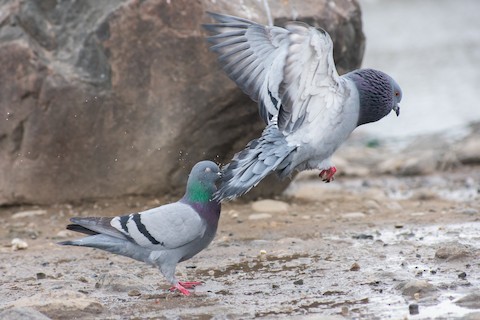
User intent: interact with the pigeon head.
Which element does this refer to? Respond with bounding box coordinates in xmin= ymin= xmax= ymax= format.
xmin=185 ymin=161 xmax=221 ymax=203
xmin=347 ymin=69 xmax=402 ymax=126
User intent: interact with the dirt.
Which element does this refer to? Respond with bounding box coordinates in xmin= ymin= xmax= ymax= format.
xmin=1 ymin=166 xmax=479 ymax=319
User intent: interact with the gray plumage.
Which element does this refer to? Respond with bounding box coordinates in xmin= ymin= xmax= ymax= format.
xmin=204 ymin=13 xmax=402 ymax=200
xmin=59 ymin=161 xmax=222 ymax=295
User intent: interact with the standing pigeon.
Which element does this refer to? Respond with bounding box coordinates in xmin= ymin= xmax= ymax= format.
xmin=59 ymin=161 xmax=222 ymax=295
xmin=204 ymin=12 xmax=402 ymax=200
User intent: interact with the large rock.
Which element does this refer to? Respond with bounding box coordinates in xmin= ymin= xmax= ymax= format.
xmin=0 ymin=0 xmax=364 ymax=204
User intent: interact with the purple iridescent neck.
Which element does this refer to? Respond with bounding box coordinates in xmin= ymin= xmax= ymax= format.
xmin=345 ymin=69 xmax=395 ymax=126
xmin=182 ymin=198 xmax=221 ymax=226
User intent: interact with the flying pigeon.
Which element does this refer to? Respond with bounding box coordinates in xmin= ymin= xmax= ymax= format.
xmin=58 ymin=161 xmax=222 ymax=295
xmin=204 ymin=12 xmax=402 ymax=200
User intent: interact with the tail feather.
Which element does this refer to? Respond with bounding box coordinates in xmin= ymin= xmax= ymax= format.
xmin=68 ymin=217 xmax=127 ymax=240
xmin=57 ymin=234 xmax=151 ymax=263
xmin=66 ymin=224 xmax=99 ymax=235
xmin=216 ymin=124 xmax=295 ymax=200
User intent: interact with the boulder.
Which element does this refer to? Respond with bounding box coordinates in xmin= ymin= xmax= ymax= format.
xmin=0 ymin=0 xmax=364 ymax=204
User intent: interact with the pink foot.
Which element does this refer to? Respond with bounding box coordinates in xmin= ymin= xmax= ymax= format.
xmin=319 ymin=166 xmax=337 ymax=183
xmin=168 ymin=281 xmax=203 ymax=295
xmin=169 ymin=283 xmax=191 ymax=296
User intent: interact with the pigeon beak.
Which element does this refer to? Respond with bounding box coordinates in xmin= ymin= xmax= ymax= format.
xmin=393 ymin=104 xmax=400 ymax=117
xmin=217 ymin=171 xmax=222 ymax=178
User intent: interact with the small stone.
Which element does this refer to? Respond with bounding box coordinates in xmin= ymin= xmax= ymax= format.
xmin=251 ymin=199 xmax=289 ymax=213
xmin=128 ymin=290 xmax=141 ymax=297
xmin=409 ymin=304 xmax=419 ymax=315
xmin=248 ymin=213 xmax=273 ymax=220
xmin=11 ymin=238 xmax=28 ymax=251
xmin=341 ymin=212 xmax=366 ymax=219
xmin=350 ymin=262 xmax=360 ymax=271
xmin=459 ymin=208 xmax=479 ymax=216
xmin=36 ymin=273 xmax=47 ymax=280
xmin=55 ymin=230 xmax=73 ymax=239
xmin=272 ymin=284 xmax=279 ymax=289
xmin=78 ymin=277 xmax=88 ymax=283
xmin=386 ymin=201 xmax=403 ymax=211
xmin=435 ymin=242 xmax=472 ymax=261
xmin=455 ymin=293 xmax=480 ymax=309
xmin=0 ymin=307 xmax=52 ymax=320
xmin=410 ymin=212 xmax=426 ymax=216
xmin=11 ymin=290 xmax=103 ymax=319
xmin=458 ymin=272 xmax=467 ymax=280
xmin=12 ymin=210 xmax=47 ymax=219
xmin=396 ymin=280 xmax=436 ymax=297
xmin=352 ymin=234 xmax=374 ymax=240
xmin=293 ymin=279 xmax=304 ymax=285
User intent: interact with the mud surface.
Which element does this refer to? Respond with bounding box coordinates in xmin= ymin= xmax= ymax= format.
xmin=1 ymin=165 xmax=479 ymax=319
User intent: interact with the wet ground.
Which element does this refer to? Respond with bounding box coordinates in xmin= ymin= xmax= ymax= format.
xmin=1 ymin=164 xmax=479 ymax=319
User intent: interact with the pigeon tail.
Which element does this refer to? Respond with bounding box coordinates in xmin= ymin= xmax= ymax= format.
xmin=59 ymin=234 xmax=151 ymax=263
xmin=215 ymin=124 xmax=296 ymax=200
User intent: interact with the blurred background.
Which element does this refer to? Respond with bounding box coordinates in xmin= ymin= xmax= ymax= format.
xmin=0 ymin=0 xmax=479 ymax=205
xmin=358 ymin=0 xmax=480 ymax=138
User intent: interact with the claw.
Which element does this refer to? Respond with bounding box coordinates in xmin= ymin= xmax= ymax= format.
xmin=168 ymin=283 xmax=191 ymax=295
xmin=168 ymin=281 xmax=203 ymax=295
xmin=319 ymin=166 xmax=337 ymax=183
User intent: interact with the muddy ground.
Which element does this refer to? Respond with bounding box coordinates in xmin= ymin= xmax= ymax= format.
xmin=1 ymin=133 xmax=480 ymax=319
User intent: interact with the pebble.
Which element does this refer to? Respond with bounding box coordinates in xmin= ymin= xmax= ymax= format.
xmin=11 ymin=290 xmax=103 ymax=319
xmin=458 ymin=272 xmax=467 ymax=280
xmin=409 ymin=304 xmax=419 ymax=315
xmin=396 ymin=280 xmax=436 ymax=297
xmin=459 ymin=208 xmax=479 ymax=216
xmin=0 ymin=307 xmax=52 ymax=320
xmin=251 ymin=199 xmax=289 ymax=213
xmin=457 ymin=138 xmax=480 ymax=164
xmin=341 ymin=212 xmax=366 ymax=219
xmin=293 ymin=279 xmax=304 ymax=285
xmin=11 ymin=238 xmax=28 ymax=251
xmin=55 ymin=230 xmax=73 ymax=239
xmin=386 ymin=201 xmax=403 ymax=211
xmin=12 ymin=210 xmax=47 ymax=219
xmin=350 ymin=262 xmax=360 ymax=271
xmin=435 ymin=242 xmax=472 ymax=261
xmin=128 ymin=290 xmax=141 ymax=297
xmin=248 ymin=213 xmax=273 ymax=220
xmin=455 ymin=293 xmax=480 ymax=309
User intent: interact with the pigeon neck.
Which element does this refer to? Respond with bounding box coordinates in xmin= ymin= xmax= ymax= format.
xmin=346 ymin=69 xmax=394 ymax=126
xmin=185 ymin=181 xmax=214 ymax=204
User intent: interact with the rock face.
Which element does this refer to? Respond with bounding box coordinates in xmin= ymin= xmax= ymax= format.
xmin=0 ymin=0 xmax=365 ymax=205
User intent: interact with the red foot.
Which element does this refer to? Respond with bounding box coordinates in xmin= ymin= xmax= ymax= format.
xmin=319 ymin=166 xmax=337 ymax=183
xmin=168 ymin=281 xmax=203 ymax=295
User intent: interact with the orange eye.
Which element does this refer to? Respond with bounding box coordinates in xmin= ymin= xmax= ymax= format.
xmin=395 ymin=92 xmax=400 ymax=97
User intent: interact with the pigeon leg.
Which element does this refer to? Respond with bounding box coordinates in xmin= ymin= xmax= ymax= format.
xmin=319 ymin=166 xmax=337 ymax=182
xmin=169 ymin=283 xmax=191 ymax=295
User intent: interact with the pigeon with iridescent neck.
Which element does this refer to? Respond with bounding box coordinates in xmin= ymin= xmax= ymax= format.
xmin=204 ymin=13 xmax=402 ymax=200
xmin=59 ymin=161 xmax=222 ymax=295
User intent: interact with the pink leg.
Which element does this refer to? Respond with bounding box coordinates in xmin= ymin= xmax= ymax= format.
xmin=319 ymin=166 xmax=337 ymax=183
xmin=169 ymin=283 xmax=191 ymax=296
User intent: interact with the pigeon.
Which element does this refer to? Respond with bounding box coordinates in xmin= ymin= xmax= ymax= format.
xmin=204 ymin=12 xmax=402 ymax=200
xmin=58 ymin=161 xmax=222 ymax=296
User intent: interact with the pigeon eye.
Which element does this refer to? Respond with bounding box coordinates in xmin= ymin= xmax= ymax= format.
xmin=395 ymin=91 xmax=400 ymax=97
xmin=205 ymin=167 xmax=211 ymax=173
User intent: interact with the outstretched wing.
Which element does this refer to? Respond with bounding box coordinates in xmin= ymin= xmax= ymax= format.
xmin=204 ymin=12 xmax=342 ymax=132
xmin=278 ymin=22 xmax=341 ymax=133
xmin=204 ymin=12 xmax=289 ymax=124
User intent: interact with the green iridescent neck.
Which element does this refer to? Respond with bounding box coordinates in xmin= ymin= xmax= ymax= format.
xmin=186 ymin=181 xmax=213 ymax=203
